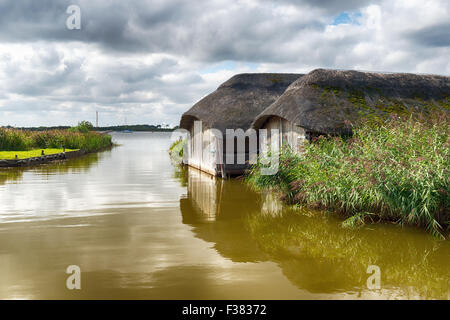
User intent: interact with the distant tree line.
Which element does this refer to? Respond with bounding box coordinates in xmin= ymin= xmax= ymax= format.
xmin=94 ymin=124 xmax=177 ymax=132
xmin=2 ymin=123 xmax=177 ymax=132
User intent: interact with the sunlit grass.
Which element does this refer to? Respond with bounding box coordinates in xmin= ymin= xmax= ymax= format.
xmin=0 ymin=148 xmax=78 ymax=160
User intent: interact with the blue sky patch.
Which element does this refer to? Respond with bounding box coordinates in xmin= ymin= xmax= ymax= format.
xmin=332 ymin=12 xmax=362 ymax=26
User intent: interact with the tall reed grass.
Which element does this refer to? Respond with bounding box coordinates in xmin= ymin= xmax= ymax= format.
xmin=169 ymin=138 xmax=186 ymax=164
xmin=246 ymin=112 xmax=449 ymax=238
xmin=0 ymin=127 xmax=112 ymax=152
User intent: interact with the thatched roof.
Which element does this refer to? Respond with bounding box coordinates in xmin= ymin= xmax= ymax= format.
xmin=252 ymin=69 xmax=450 ymax=134
xmin=180 ymin=73 xmax=302 ymax=132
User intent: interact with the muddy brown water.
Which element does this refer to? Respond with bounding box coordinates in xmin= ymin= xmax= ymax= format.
xmin=0 ymin=132 xmax=448 ymax=299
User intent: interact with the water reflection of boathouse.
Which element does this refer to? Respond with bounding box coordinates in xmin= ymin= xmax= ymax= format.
xmin=180 ymin=168 xmax=262 ymax=224
xmin=179 ymin=167 xmax=267 ymax=262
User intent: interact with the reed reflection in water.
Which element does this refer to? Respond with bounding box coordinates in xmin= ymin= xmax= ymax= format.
xmin=178 ymin=166 xmax=449 ymax=300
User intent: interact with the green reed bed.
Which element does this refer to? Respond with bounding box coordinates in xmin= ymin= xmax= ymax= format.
xmin=0 ymin=123 xmax=112 ymax=153
xmin=247 ymin=113 xmax=449 ymax=238
xmin=169 ymin=138 xmax=186 ymax=162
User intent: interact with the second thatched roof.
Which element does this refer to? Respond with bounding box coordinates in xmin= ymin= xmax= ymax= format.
xmin=252 ymin=69 xmax=450 ymax=134
xmin=180 ymin=73 xmax=302 ymax=132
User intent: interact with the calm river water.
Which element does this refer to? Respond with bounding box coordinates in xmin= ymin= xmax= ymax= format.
xmin=0 ymin=132 xmax=448 ymax=299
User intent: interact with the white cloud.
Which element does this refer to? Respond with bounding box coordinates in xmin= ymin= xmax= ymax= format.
xmin=0 ymin=0 xmax=448 ymax=127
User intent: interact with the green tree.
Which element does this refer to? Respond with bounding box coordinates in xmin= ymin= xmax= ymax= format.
xmin=74 ymin=121 xmax=94 ymax=133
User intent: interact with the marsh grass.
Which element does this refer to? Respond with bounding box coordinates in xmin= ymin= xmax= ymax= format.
xmin=247 ymin=112 xmax=449 ymax=238
xmin=0 ymin=128 xmax=112 ymax=153
xmin=169 ymin=138 xmax=186 ymax=164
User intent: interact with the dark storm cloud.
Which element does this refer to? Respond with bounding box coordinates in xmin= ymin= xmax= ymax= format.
xmin=0 ymin=0 xmax=446 ymax=62
xmin=0 ymin=0 xmax=328 ymax=61
xmin=407 ymin=23 xmax=450 ymax=47
xmin=269 ymin=0 xmax=375 ymax=14
xmin=0 ymin=0 xmax=69 ymax=39
xmin=0 ymin=0 xmax=144 ymax=50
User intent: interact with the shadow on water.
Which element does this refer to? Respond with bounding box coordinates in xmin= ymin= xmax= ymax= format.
xmin=177 ymin=166 xmax=450 ymax=299
xmin=0 ymin=152 xmax=104 ymax=186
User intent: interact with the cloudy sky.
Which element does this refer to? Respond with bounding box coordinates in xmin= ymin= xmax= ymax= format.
xmin=0 ymin=0 xmax=449 ymax=127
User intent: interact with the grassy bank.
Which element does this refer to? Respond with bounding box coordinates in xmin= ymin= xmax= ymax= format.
xmin=246 ymin=113 xmax=449 ymax=238
xmin=0 ymin=122 xmax=113 ymax=154
xmin=0 ymin=149 xmax=78 ymax=160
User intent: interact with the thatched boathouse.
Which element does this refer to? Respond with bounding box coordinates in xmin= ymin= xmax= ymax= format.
xmin=252 ymin=69 xmax=450 ymax=152
xmin=179 ymin=69 xmax=449 ymax=177
xmin=179 ymin=73 xmax=302 ymax=176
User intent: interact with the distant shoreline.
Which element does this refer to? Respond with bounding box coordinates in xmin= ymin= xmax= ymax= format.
xmin=1 ymin=125 xmax=177 ymax=132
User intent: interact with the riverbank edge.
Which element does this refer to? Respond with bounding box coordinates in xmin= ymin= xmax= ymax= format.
xmin=0 ymin=146 xmax=113 ymax=168
xmin=245 ymin=180 xmax=449 ymax=240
